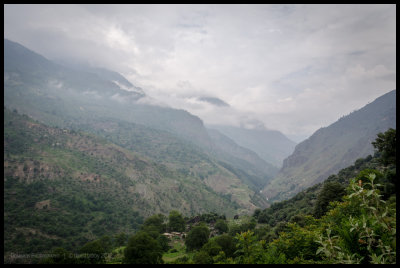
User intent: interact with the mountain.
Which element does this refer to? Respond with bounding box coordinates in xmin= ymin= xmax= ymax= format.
xmin=54 ymin=59 xmax=139 ymax=90
xmin=262 ymin=89 xmax=396 ymax=202
xmin=207 ymin=128 xmax=279 ymax=190
xmin=4 ymin=39 xmax=212 ymax=149
xmin=4 ymin=108 xmax=254 ymax=256
xmin=207 ymin=125 xmax=297 ymax=168
xmin=4 ymin=39 xmax=275 ymax=214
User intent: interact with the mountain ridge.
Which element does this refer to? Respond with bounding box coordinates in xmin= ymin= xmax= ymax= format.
xmin=207 ymin=124 xmax=297 ymax=168
xmin=4 ymin=38 xmax=278 ymax=213
xmin=262 ymin=89 xmax=396 ymax=202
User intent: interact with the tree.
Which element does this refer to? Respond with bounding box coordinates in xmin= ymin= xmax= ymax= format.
xmin=214 ymin=219 xmax=229 ymax=234
xmin=355 ymin=169 xmax=383 ymax=190
xmin=372 ymin=128 xmax=396 ymax=166
xmin=253 ymin=208 xmax=262 ymax=220
xmin=157 ymin=234 xmax=170 ymax=252
xmin=167 ymin=210 xmax=185 ymax=232
xmin=234 ymin=231 xmax=267 ymax=264
xmin=99 ymin=235 xmax=112 ymax=252
xmin=78 ymin=240 xmax=106 ymax=264
xmin=40 ymin=247 xmax=76 ymax=264
xmin=114 ymin=232 xmax=127 ymax=247
xmin=313 ymin=181 xmax=346 ymax=218
xmin=185 ymin=224 xmax=210 ymax=251
xmin=214 ymin=234 xmax=236 ymax=258
xmin=141 ymin=214 xmax=166 ymax=234
xmin=201 ymin=239 xmax=223 ymax=257
xmin=193 ymin=250 xmax=213 ymax=264
xmin=123 ymin=231 xmax=164 ymax=264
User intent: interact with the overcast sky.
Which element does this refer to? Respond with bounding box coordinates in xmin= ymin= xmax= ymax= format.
xmin=4 ymin=4 xmax=396 ymax=142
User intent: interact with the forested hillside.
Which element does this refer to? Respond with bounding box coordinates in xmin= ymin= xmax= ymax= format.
xmin=4 ymin=38 xmax=275 ymax=206
xmin=3 ymin=39 xmax=396 ymax=265
xmin=3 ymin=108 xmax=256 ymax=260
xmin=15 ymin=128 xmax=394 ymax=264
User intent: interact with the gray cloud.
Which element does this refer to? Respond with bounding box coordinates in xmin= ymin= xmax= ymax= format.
xmin=4 ymin=4 xmax=396 ymax=140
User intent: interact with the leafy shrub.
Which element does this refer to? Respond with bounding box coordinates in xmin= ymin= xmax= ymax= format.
xmin=123 ymin=232 xmax=163 ymax=264
xmin=185 ymin=224 xmax=210 ymax=251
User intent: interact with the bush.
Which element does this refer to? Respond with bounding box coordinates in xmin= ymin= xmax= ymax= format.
xmin=316 ymin=173 xmax=396 ymax=264
xmin=214 ymin=234 xmax=236 ymax=258
xmin=78 ymin=240 xmax=106 ymax=264
xmin=313 ymin=181 xmax=346 ymax=218
xmin=167 ymin=210 xmax=185 ymax=232
xmin=185 ymin=224 xmax=210 ymax=251
xmin=193 ymin=250 xmax=213 ymax=264
xmin=201 ymin=239 xmax=222 ymax=257
xmin=141 ymin=214 xmax=166 ymax=234
xmin=214 ymin=219 xmax=229 ymax=234
xmin=123 ymin=232 xmax=163 ymax=264
xmin=39 ymin=247 xmax=76 ymax=264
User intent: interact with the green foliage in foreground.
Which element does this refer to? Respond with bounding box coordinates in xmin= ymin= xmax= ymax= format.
xmin=21 ymin=128 xmax=400 ymax=264
xmin=38 ymin=165 xmax=396 ymax=264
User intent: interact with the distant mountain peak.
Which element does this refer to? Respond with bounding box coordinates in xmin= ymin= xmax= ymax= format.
xmin=208 ymin=124 xmax=296 ymax=167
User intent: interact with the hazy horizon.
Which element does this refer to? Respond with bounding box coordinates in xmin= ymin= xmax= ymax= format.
xmin=4 ymin=4 xmax=396 ymax=141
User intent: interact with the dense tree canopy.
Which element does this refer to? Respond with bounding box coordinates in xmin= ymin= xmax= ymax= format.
xmin=313 ymin=181 xmax=346 ymax=218
xmin=141 ymin=214 xmax=166 ymax=234
xmin=214 ymin=219 xmax=229 ymax=234
xmin=167 ymin=210 xmax=186 ymax=232
xmin=78 ymin=240 xmax=106 ymax=264
xmin=123 ymin=232 xmax=164 ymax=264
xmin=372 ymin=128 xmax=396 ymax=166
xmin=185 ymin=224 xmax=210 ymax=251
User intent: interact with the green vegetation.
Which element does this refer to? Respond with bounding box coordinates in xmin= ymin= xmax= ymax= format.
xmin=4 ymin=39 xmax=273 ymax=214
xmin=168 ymin=210 xmax=186 ymax=232
xmin=372 ymin=128 xmax=396 ymax=166
xmin=92 ymin=152 xmax=395 ymax=264
xmin=185 ymin=224 xmax=210 ymax=251
xmin=3 ymin=104 xmax=396 ymax=264
xmin=30 ymin=154 xmax=399 ymax=264
xmin=264 ymin=90 xmax=396 ymax=202
xmin=123 ymin=232 xmax=164 ymax=264
xmin=313 ymin=181 xmax=346 ymax=218
xmin=3 ymin=108 xmax=250 ymax=262
xmin=109 ymin=129 xmax=395 ymax=264
xmin=3 ymin=39 xmax=397 ymax=265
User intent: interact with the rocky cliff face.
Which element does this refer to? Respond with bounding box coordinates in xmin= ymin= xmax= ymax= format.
xmin=263 ymin=89 xmax=396 ymax=202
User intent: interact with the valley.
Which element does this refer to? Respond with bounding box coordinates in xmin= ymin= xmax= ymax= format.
xmin=3 ymin=38 xmax=396 ymax=264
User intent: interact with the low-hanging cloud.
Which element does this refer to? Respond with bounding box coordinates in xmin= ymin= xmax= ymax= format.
xmin=4 ymin=4 xmax=396 ymax=141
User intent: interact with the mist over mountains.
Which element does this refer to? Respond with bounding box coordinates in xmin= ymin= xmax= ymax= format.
xmin=207 ymin=124 xmax=297 ymax=168
xmin=4 ymin=38 xmax=282 ymax=213
xmin=3 ymin=37 xmax=396 ymax=263
xmin=3 ymin=4 xmax=397 ymax=263
xmin=4 ymin=38 xmax=396 ymax=207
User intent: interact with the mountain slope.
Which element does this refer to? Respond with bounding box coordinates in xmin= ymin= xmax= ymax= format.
xmin=207 ymin=128 xmax=279 ymax=190
xmin=4 ymin=38 xmax=277 ymax=212
xmin=207 ymin=125 xmax=296 ymax=168
xmin=4 ymin=38 xmax=278 ymax=201
xmin=4 ymin=38 xmax=211 ymax=149
xmin=4 ymin=108 xmax=260 ymax=256
xmin=263 ymin=89 xmax=396 ymax=202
